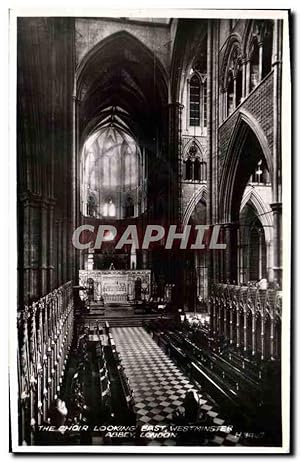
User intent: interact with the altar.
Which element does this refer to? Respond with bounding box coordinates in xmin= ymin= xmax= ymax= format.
xmin=79 ymin=269 xmax=151 ymax=304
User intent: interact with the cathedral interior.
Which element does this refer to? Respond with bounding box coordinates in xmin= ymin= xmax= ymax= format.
xmin=17 ymin=16 xmax=283 ymax=447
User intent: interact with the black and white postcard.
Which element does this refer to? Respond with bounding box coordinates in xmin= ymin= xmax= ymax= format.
xmin=9 ymin=8 xmax=291 ymax=454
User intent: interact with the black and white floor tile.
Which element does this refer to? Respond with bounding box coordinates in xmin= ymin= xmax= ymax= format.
xmin=111 ymin=327 xmax=239 ymax=445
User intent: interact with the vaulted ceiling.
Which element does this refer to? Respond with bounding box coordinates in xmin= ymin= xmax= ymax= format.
xmin=77 ymin=31 xmax=168 ymax=148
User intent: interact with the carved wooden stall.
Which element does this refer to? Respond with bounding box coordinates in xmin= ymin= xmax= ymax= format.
xmin=17 ymin=281 xmax=74 ymax=445
xmin=209 ymin=284 xmax=282 ymax=360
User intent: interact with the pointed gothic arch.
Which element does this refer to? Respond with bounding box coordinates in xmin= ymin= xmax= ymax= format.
xmin=182 ymin=184 xmax=208 ymax=225
xmin=220 ymin=33 xmax=243 ymax=91
xmin=240 ymin=186 xmax=273 ymax=244
xmin=76 ymin=30 xmax=168 ymax=98
xmin=219 ymin=108 xmax=273 ymax=224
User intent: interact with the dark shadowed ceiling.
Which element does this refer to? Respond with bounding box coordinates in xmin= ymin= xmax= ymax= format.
xmin=77 ymin=31 xmax=168 ymax=148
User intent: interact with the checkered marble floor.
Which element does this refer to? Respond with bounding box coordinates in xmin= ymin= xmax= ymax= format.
xmin=112 ymin=327 xmax=199 ymax=425
xmin=111 ymin=327 xmax=241 ymax=445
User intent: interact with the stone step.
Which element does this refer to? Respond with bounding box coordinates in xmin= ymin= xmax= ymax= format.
xmin=84 ymin=318 xmax=144 ymax=327
xmin=83 ymin=313 xmax=171 ymax=328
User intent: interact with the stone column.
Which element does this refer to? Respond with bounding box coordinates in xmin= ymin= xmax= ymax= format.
xmin=56 ymin=220 xmax=62 ymax=287
xmin=242 ymin=57 xmax=247 ymax=99
xmin=223 ymin=90 xmax=227 ymax=119
xmin=186 ymin=79 xmax=190 ymax=128
xmin=252 ymin=313 xmax=256 ymax=356
xmin=21 ymin=192 xmax=42 ymax=304
xmin=237 ymin=227 xmax=241 ymax=284
xmin=212 ymin=299 xmax=217 ymax=336
xmin=48 ymin=200 xmax=55 ymax=292
xmin=270 ymin=20 xmax=283 ymax=286
xmin=194 ymin=251 xmax=201 ymax=299
xmin=258 ymin=228 xmax=263 ymax=279
xmin=258 ymin=41 xmax=264 ymax=81
xmin=233 ymin=78 xmax=237 ymax=109
xmin=206 ymin=20 xmax=214 ymax=296
xmin=270 ymin=316 xmax=275 ymax=360
xmin=229 ymin=307 xmax=233 ymax=344
xmin=270 ymin=202 xmax=282 ymax=284
xmin=261 ymin=313 xmax=265 ymax=360
xmin=246 ymin=59 xmax=251 ymax=95
xmin=40 ymin=201 xmax=48 ymax=297
xmin=72 ymin=95 xmax=81 ymax=284
xmin=243 ymin=310 xmax=247 ymax=353
xmin=168 ymin=102 xmax=184 ymax=223
xmin=216 ymin=302 xmax=221 ymax=335
xmin=21 ymin=192 xmax=57 ymax=303
xmin=223 ymin=304 xmax=227 ymax=338
xmin=236 ymin=307 xmax=240 ymax=348
xmin=223 ymin=223 xmax=239 ymax=284
xmin=207 ymin=20 xmax=220 ymax=288
xmin=62 ymin=222 xmax=68 ymax=283
xmin=167 ymin=101 xmax=184 ymax=302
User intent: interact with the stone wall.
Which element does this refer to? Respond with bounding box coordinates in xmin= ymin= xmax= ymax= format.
xmin=17 ymin=18 xmax=75 ymax=304
xmin=75 ymin=18 xmax=170 ymax=72
xmin=218 ymin=71 xmax=274 ymax=184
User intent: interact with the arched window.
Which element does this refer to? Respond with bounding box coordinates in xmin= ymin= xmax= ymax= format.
xmin=203 ymin=78 xmax=207 ymax=128
xmin=227 ymin=71 xmax=234 ymax=116
xmin=185 ymin=159 xmax=193 ymax=180
xmin=86 ymin=152 xmax=96 ymax=190
xmin=103 ymin=198 xmax=116 ymax=217
xmin=262 ymin=21 xmax=273 ymax=78
xmin=102 ymin=155 xmax=110 ymax=187
xmin=249 ymin=159 xmax=270 ymax=185
xmin=81 ymin=124 xmax=143 ymax=219
xmin=235 ymin=64 xmax=243 ymax=107
xmin=222 ymin=42 xmax=242 ymax=119
xmin=183 ymin=142 xmax=207 ymax=183
xmin=193 ymin=159 xmax=207 ymax=182
xmin=110 ymin=154 xmax=118 ymax=187
xmin=249 ymin=224 xmax=266 ymax=281
xmin=250 ymin=37 xmax=260 ymax=91
xmin=103 ymin=202 xmax=108 ymax=216
xmin=246 ymin=20 xmax=273 ymax=93
xmin=194 ymin=159 xmax=200 ymax=181
xmin=124 ymin=148 xmax=138 ymax=187
xmin=189 ymin=74 xmax=200 ymax=126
